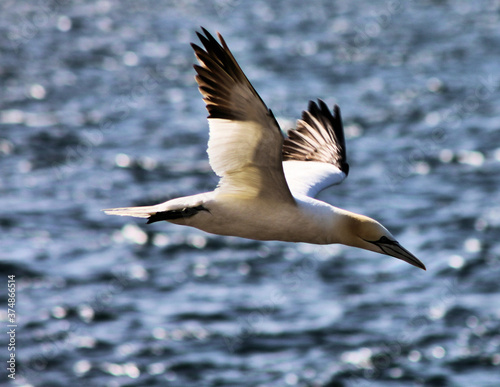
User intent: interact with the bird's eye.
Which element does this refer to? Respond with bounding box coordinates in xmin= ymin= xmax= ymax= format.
xmin=377 ymin=236 xmax=393 ymax=244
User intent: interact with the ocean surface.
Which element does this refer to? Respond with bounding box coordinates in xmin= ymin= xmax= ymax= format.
xmin=1 ymin=1 xmax=500 ymax=386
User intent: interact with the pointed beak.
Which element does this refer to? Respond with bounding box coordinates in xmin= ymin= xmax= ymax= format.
xmin=371 ymin=237 xmax=426 ymax=270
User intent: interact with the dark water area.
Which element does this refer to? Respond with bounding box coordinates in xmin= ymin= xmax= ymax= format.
xmin=1 ymin=0 xmax=500 ymax=386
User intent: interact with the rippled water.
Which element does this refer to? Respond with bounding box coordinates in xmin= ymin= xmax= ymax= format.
xmin=2 ymin=1 xmax=500 ymax=386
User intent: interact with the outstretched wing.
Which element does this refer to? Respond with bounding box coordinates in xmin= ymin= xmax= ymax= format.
xmin=192 ymin=28 xmax=295 ymax=204
xmin=282 ymin=100 xmax=349 ymax=198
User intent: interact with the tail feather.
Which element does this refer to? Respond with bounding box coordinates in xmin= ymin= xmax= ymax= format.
xmin=103 ymin=205 xmax=161 ymax=219
xmin=103 ymin=193 xmax=212 ymax=223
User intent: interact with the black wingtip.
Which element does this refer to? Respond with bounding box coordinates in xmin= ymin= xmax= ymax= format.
xmin=333 ymin=104 xmax=342 ymax=124
xmin=200 ymin=26 xmax=211 ymax=37
xmin=318 ymin=99 xmax=334 ymax=120
xmin=330 ymin=103 xmax=349 ymax=175
xmin=283 ymin=98 xmax=349 ymax=176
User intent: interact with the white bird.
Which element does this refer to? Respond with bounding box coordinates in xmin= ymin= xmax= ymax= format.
xmin=104 ymin=28 xmax=426 ymax=270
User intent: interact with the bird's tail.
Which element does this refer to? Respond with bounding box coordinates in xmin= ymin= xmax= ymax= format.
xmin=103 ymin=193 xmax=211 ymax=224
xmin=103 ymin=205 xmax=160 ymax=219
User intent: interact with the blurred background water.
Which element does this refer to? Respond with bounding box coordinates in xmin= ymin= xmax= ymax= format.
xmin=1 ymin=0 xmax=500 ymax=386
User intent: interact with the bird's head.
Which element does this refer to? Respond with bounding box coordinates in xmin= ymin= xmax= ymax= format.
xmin=342 ymin=213 xmax=426 ymax=270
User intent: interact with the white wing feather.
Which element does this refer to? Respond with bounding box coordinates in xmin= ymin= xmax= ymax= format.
xmin=283 ymin=160 xmax=347 ymax=198
xmin=282 ymin=100 xmax=349 ymax=199
xmin=193 ymin=29 xmax=294 ymax=203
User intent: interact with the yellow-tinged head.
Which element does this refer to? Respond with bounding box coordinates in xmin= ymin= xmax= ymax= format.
xmin=340 ymin=212 xmax=426 ymax=270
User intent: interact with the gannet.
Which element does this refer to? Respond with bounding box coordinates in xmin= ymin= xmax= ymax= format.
xmin=104 ymin=28 xmax=426 ymax=270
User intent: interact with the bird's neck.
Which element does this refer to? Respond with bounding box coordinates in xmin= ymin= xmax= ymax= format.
xmin=294 ymin=197 xmax=356 ymax=245
xmin=326 ymin=208 xmax=383 ymax=254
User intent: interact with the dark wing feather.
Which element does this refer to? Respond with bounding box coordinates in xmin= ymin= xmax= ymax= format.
xmin=282 ymin=100 xmax=349 ymax=176
xmin=191 ymin=27 xmax=274 ymax=123
xmin=190 ymin=28 xmax=295 ymax=204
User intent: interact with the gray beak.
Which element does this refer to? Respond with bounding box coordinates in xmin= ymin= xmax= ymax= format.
xmin=371 ymin=236 xmax=426 ymax=270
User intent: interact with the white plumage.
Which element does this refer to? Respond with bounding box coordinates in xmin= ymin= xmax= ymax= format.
xmin=104 ymin=28 xmax=426 ymax=270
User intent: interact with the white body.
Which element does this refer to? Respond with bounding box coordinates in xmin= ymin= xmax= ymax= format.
xmin=166 ymin=191 xmax=341 ymax=245
xmin=104 ymin=28 xmax=426 ymax=270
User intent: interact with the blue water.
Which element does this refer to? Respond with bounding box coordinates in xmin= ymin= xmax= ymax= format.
xmin=2 ymin=1 xmax=500 ymax=386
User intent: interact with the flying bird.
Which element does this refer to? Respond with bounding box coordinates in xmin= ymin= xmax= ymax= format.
xmin=104 ymin=28 xmax=426 ymax=270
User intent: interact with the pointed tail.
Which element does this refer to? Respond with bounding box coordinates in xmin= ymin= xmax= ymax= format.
xmin=103 ymin=199 xmax=210 ymax=224
xmin=104 ymin=193 xmax=211 ymax=224
xmin=103 ymin=205 xmax=160 ymax=219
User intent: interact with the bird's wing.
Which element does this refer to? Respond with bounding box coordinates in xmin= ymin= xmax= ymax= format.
xmin=192 ymin=28 xmax=295 ymax=204
xmin=282 ymin=100 xmax=349 ymax=198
